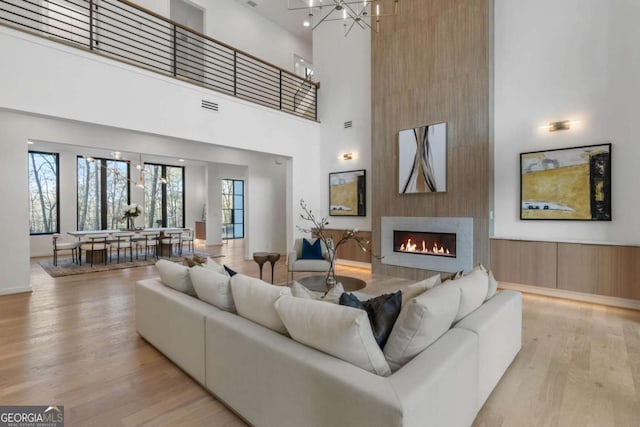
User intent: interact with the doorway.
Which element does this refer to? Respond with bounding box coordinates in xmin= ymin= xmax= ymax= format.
xmin=170 ymin=0 xmax=205 ymax=82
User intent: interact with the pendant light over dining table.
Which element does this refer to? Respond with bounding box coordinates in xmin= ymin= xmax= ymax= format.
xmin=288 ymin=0 xmax=399 ymax=36
xmin=83 ymin=153 xmax=167 ymax=190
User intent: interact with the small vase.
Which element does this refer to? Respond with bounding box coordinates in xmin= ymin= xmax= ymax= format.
xmin=128 ymin=217 xmax=135 ymax=230
xmin=325 ymin=273 xmax=337 ymax=289
xmin=325 ymin=252 xmax=337 ymax=289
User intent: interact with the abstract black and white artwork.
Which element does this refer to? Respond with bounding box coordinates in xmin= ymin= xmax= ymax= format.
xmin=398 ymin=122 xmax=447 ymax=194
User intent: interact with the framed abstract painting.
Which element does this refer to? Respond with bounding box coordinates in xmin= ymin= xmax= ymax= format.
xmin=520 ymin=143 xmax=612 ymax=220
xmin=398 ymin=122 xmax=447 ymax=194
xmin=329 ymin=169 xmax=366 ymax=216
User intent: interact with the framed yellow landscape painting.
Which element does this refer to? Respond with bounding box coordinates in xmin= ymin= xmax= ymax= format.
xmin=520 ymin=143 xmax=611 ymax=220
xmin=329 ymin=169 xmax=366 ymax=216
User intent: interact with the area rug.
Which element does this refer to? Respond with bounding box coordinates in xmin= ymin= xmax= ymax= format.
xmin=38 ymin=251 xmax=223 ymax=278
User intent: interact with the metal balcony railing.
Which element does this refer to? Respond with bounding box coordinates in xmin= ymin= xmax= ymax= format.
xmin=0 ymin=0 xmax=319 ymax=121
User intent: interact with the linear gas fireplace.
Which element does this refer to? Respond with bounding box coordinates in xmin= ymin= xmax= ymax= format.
xmin=393 ymin=230 xmax=456 ymax=258
xmin=382 ymin=217 xmax=473 ymax=273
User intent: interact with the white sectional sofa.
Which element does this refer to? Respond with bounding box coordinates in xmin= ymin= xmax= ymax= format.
xmin=135 ymin=274 xmax=522 ymax=427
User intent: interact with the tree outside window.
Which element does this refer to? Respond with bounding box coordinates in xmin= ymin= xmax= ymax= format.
xmin=222 ymin=179 xmax=244 ymax=239
xmin=144 ymin=163 xmax=184 ymax=228
xmin=77 ymin=156 xmax=130 ymax=231
xmin=28 ymin=151 xmax=59 ymax=234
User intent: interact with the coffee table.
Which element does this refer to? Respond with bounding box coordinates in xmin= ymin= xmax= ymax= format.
xmin=297 ymin=275 xmax=367 ymax=292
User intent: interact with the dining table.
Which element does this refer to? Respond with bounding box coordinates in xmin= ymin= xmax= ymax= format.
xmin=67 ymin=227 xmax=188 ymax=261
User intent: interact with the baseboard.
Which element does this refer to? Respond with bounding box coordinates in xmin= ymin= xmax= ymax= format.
xmin=0 ymin=285 xmax=33 ymax=296
xmin=335 ymin=259 xmax=372 ymax=269
xmin=499 ymin=282 xmax=640 ymax=311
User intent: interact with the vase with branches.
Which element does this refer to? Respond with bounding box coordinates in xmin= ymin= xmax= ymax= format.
xmin=121 ymin=203 xmax=142 ymax=230
xmin=298 ymin=199 xmax=375 ymax=288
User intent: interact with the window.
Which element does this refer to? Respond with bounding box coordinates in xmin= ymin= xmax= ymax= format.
xmin=222 ymin=179 xmax=244 ymax=239
xmin=77 ymin=157 xmax=130 ymax=230
xmin=28 ymin=151 xmax=59 ymax=234
xmin=144 ymin=163 xmax=185 ymax=228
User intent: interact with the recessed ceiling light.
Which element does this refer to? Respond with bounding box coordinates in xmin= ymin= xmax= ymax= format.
xmin=303 ymin=20 xmax=310 ymax=27
xmin=178 ymin=158 xmax=185 ymax=162
xmin=27 ymin=141 xmax=34 ymax=145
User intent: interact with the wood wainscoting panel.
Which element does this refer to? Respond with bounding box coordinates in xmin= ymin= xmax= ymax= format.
xmin=490 ymin=239 xmax=557 ymax=288
xmin=519 ymin=240 xmax=557 ymax=288
xmin=558 ymin=243 xmax=640 ymax=299
xmin=490 ymin=239 xmax=521 ymax=283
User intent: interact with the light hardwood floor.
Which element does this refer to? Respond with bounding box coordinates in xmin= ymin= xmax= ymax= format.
xmin=1 ymin=240 xmax=639 ymax=426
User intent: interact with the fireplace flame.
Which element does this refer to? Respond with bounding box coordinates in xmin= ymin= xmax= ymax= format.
xmin=398 ymin=239 xmax=453 ymax=257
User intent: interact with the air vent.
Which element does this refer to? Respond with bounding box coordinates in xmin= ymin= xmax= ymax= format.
xmin=344 ymin=120 xmax=353 ymax=129
xmin=201 ymin=99 xmax=219 ymax=112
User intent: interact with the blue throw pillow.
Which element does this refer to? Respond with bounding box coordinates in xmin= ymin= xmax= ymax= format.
xmin=224 ymin=265 xmax=237 ymax=277
xmin=301 ymin=238 xmax=323 ymax=260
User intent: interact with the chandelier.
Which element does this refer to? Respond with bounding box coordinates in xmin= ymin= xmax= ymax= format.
xmin=288 ymin=0 xmax=399 ymax=36
xmin=83 ymin=153 xmax=168 ymax=189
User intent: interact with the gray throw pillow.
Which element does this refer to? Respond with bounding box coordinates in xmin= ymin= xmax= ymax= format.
xmin=339 ymin=291 xmax=403 ymax=349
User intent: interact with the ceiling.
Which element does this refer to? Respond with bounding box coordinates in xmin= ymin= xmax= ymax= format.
xmin=231 ymin=0 xmax=312 ymax=43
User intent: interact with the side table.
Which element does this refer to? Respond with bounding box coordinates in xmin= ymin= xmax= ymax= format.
xmin=253 ymin=252 xmax=281 ymax=284
xmin=266 ymin=253 xmax=281 ymax=284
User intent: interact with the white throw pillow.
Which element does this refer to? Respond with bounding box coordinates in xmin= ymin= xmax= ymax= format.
xmin=441 ymin=267 xmax=489 ymax=322
xmin=401 ymin=274 xmax=442 ymax=306
xmin=486 ymin=270 xmax=498 ymax=301
xmin=231 ymin=274 xmax=291 ymax=334
xmin=321 ymin=282 xmax=344 ymax=304
xmin=156 ymin=259 xmax=195 ymax=296
xmin=274 ymin=296 xmax=391 ymax=376
xmin=203 ymin=258 xmax=228 ymax=276
xmin=290 ymin=281 xmax=317 ymax=299
xmin=189 ymin=266 xmax=235 ymax=312
xmin=384 ymin=284 xmax=461 ymax=371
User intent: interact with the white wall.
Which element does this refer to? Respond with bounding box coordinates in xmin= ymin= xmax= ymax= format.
xmin=493 ymin=0 xmax=640 ymax=244
xmin=187 ymin=164 xmax=207 ymax=228
xmin=133 ymin=0 xmax=311 ymax=72
xmin=0 ymin=26 xmax=321 ymax=295
xmin=313 ymin=20 xmax=372 ymax=232
xmin=0 ymin=117 xmax=30 ymax=295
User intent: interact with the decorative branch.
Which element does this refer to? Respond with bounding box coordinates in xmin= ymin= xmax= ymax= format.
xmin=297 ymin=199 xmax=382 ymax=264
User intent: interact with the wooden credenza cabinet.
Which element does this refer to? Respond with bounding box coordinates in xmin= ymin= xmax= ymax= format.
xmin=491 ymin=238 xmax=640 ymax=300
xmin=195 ymin=221 xmax=206 ymax=240
xmin=314 ymin=229 xmax=372 ymax=263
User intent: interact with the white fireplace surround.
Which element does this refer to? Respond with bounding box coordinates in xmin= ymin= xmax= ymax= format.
xmin=381 ymin=217 xmax=473 ymax=273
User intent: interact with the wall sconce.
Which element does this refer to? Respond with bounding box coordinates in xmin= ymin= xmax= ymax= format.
xmin=343 ymin=152 xmax=353 ymax=160
xmin=540 ymin=120 xmax=581 ymax=132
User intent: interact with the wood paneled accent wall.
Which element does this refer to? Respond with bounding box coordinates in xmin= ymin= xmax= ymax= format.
xmin=371 ymin=0 xmax=491 ymax=279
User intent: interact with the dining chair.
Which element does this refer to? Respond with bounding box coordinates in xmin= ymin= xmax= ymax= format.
xmin=79 ymin=233 xmax=110 ymax=267
xmin=181 ymin=228 xmax=194 ymax=253
xmin=137 ymin=231 xmax=159 ymax=260
xmin=110 ymin=232 xmax=134 ymax=263
xmin=52 ymin=234 xmax=79 ymax=266
xmin=161 ymin=231 xmax=183 ymax=257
